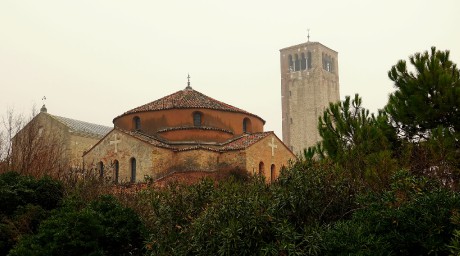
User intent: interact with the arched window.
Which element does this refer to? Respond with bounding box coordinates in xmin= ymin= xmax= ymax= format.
xmin=307 ymin=51 xmax=312 ymax=69
xmin=322 ymin=54 xmax=333 ymax=72
xmin=193 ymin=112 xmax=202 ymax=127
xmin=133 ymin=116 xmax=141 ymax=130
xmin=243 ymin=118 xmax=252 ymax=133
xmin=114 ymin=160 xmax=119 ymax=184
xmin=130 ymin=157 xmax=136 ymax=183
xmin=294 ymin=54 xmax=300 ymax=71
xmin=288 ymin=55 xmax=293 ymax=71
xmin=301 ymin=53 xmax=307 ymax=70
xmin=258 ymin=161 xmax=265 ymax=176
xmin=98 ymin=161 xmax=104 ymax=179
xmin=270 ymin=164 xmax=276 ymax=183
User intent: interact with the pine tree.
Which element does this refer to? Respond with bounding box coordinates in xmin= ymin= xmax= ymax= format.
xmin=386 ymin=47 xmax=460 ymax=141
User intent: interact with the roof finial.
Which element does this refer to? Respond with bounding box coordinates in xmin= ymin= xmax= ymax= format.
xmin=40 ymin=96 xmax=47 ymax=113
xmin=186 ymin=73 xmax=192 ymax=89
xmin=307 ymin=29 xmax=310 ymax=42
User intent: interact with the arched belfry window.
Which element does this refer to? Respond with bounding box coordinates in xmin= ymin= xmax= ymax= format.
xmin=130 ymin=157 xmax=136 ymax=183
xmin=193 ymin=112 xmax=202 ymax=127
xmin=114 ymin=160 xmax=119 ymax=184
xmin=243 ymin=118 xmax=252 ymax=133
xmin=288 ymin=55 xmax=293 ymax=71
xmin=133 ymin=116 xmax=141 ymax=130
xmin=301 ymin=53 xmax=307 ymax=70
xmin=294 ymin=54 xmax=300 ymax=71
xmin=322 ymin=53 xmax=333 ymax=73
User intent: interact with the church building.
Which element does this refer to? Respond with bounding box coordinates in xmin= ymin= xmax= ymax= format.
xmin=11 ymin=105 xmax=111 ymax=176
xmin=83 ymin=81 xmax=295 ymax=183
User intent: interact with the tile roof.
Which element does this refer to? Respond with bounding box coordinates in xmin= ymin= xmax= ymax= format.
xmin=115 ymin=129 xmax=273 ymax=153
xmin=117 ymin=88 xmax=264 ymax=122
xmin=220 ymin=132 xmax=272 ymax=151
xmin=122 ymin=129 xmax=174 ymax=149
xmin=157 ymin=126 xmax=233 ymax=135
xmin=51 ymin=115 xmax=112 ymax=138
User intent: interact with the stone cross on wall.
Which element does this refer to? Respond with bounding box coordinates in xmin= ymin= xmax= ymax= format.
xmin=109 ymin=134 xmax=121 ymax=153
xmin=268 ymin=137 xmax=277 ymax=157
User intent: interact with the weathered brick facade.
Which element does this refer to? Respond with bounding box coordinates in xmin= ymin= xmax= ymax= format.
xmin=280 ymin=41 xmax=340 ymax=154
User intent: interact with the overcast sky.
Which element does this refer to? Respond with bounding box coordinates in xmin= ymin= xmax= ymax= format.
xmin=1 ymin=0 xmax=459 ymax=137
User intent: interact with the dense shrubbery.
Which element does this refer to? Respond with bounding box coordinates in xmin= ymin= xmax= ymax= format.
xmin=9 ymin=195 xmax=145 ymax=256
xmin=0 ymin=172 xmax=64 ymax=255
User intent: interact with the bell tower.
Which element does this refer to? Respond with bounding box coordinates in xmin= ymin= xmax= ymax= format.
xmin=280 ymin=39 xmax=340 ymax=154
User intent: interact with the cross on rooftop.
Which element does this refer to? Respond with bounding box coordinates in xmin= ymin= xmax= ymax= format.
xmin=109 ymin=134 xmax=121 ymax=153
xmin=186 ymin=73 xmax=192 ymax=89
xmin=268 ymin=137 xmax=278 ymax=156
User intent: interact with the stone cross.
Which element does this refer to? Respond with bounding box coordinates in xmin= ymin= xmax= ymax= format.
xmin=109 ymin=134 xmax=121 ymax=153
xmin=268 ymin=137 xmax=277 ymax=156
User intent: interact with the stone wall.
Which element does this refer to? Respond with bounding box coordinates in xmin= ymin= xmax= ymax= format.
xmin=245 ymin=134 xmax=295 ymax=182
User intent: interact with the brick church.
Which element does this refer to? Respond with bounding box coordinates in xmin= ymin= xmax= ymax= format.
xmin=82 ymin=80 xmax=295 ymax=183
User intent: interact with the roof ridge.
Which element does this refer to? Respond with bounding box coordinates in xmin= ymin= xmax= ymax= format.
xmin=50 ymin=114 xmax=112 ymax=137
xmin=114 ymin=88 xmax=265 ymax=123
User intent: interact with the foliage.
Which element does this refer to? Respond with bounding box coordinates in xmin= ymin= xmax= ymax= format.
xmin=142 ymin=178 xmax=215 ymax=255
xmin=9 ymin=195 xmax=145 ymax=256
xmin=0 ymin=171 xmax=64 ymax=216
xmin=271 ymin=160 xmax=357 ymax=226
xmin=0 ymin=172 xmax=63 ymax=255
xmin=386 ymin=47 xmax=460 ymax=183
xmin=386 ymin=47 xmax=460 ymax=141
xmin=322 ymin=171 xmax=460 ymax=255
xmin=315 ymin=94 xmax=398 ymax=189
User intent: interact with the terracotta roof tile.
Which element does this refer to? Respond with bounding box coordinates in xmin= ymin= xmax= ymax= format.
xmin=117 ymin=88 xmax=264 ymax=122
xmin=119 ymin=129 xmax=273 ymax=153
xmin=121 ymin=129 xmax=175 ymax=149
xmin=157 ymin=126 xmax=233 ymax=135
xmin=220 ymin=132 xmax=272 ymax=151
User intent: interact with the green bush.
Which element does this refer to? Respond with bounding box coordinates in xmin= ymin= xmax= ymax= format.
xmin=0 ymin=172 xmax=63 ymax=216
xmin=322 ymin=171 xmax=460 ymax=255
xmin=10 ymin=195 xmax=145 ymax=256
xmin=0 ymin=172 xmax=63 ymax=255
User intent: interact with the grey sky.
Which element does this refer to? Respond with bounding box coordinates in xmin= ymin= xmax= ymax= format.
xmin=1 ymin=0 xmax=459 ymax=137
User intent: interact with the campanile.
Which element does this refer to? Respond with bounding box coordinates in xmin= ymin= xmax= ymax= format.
xmin=280 ymin=40 xmax=340 ymax=154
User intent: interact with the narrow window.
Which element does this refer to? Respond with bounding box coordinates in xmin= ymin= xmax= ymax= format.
xmin=288 ymin=55 xmax=293 ymax=71
xmin=270 ymin=164 xmax=276 ymax=183
xmin=243 ymin=118 xmax=252 ymax=133
xmin=130 ymin=157 xmax=136 ymax=183
xmin=290 ymin=118 xmax=293 ymax=124
xmin=133 ymin=116 xmax=141 ymax=130
xmin=193 ymin=112 xmax=202 ymax=127
xmin=98 ymin=161 xmax=104 ymax=179
xmin=258 ymin=161 xmax=265 ymax=176
xmin=114 ymin=160 xmax=119 ymax=184
xmin=301 ymin=53 xmax=306 ymax=70
xmin=294 ymin=54 xmax=300 ymax=71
